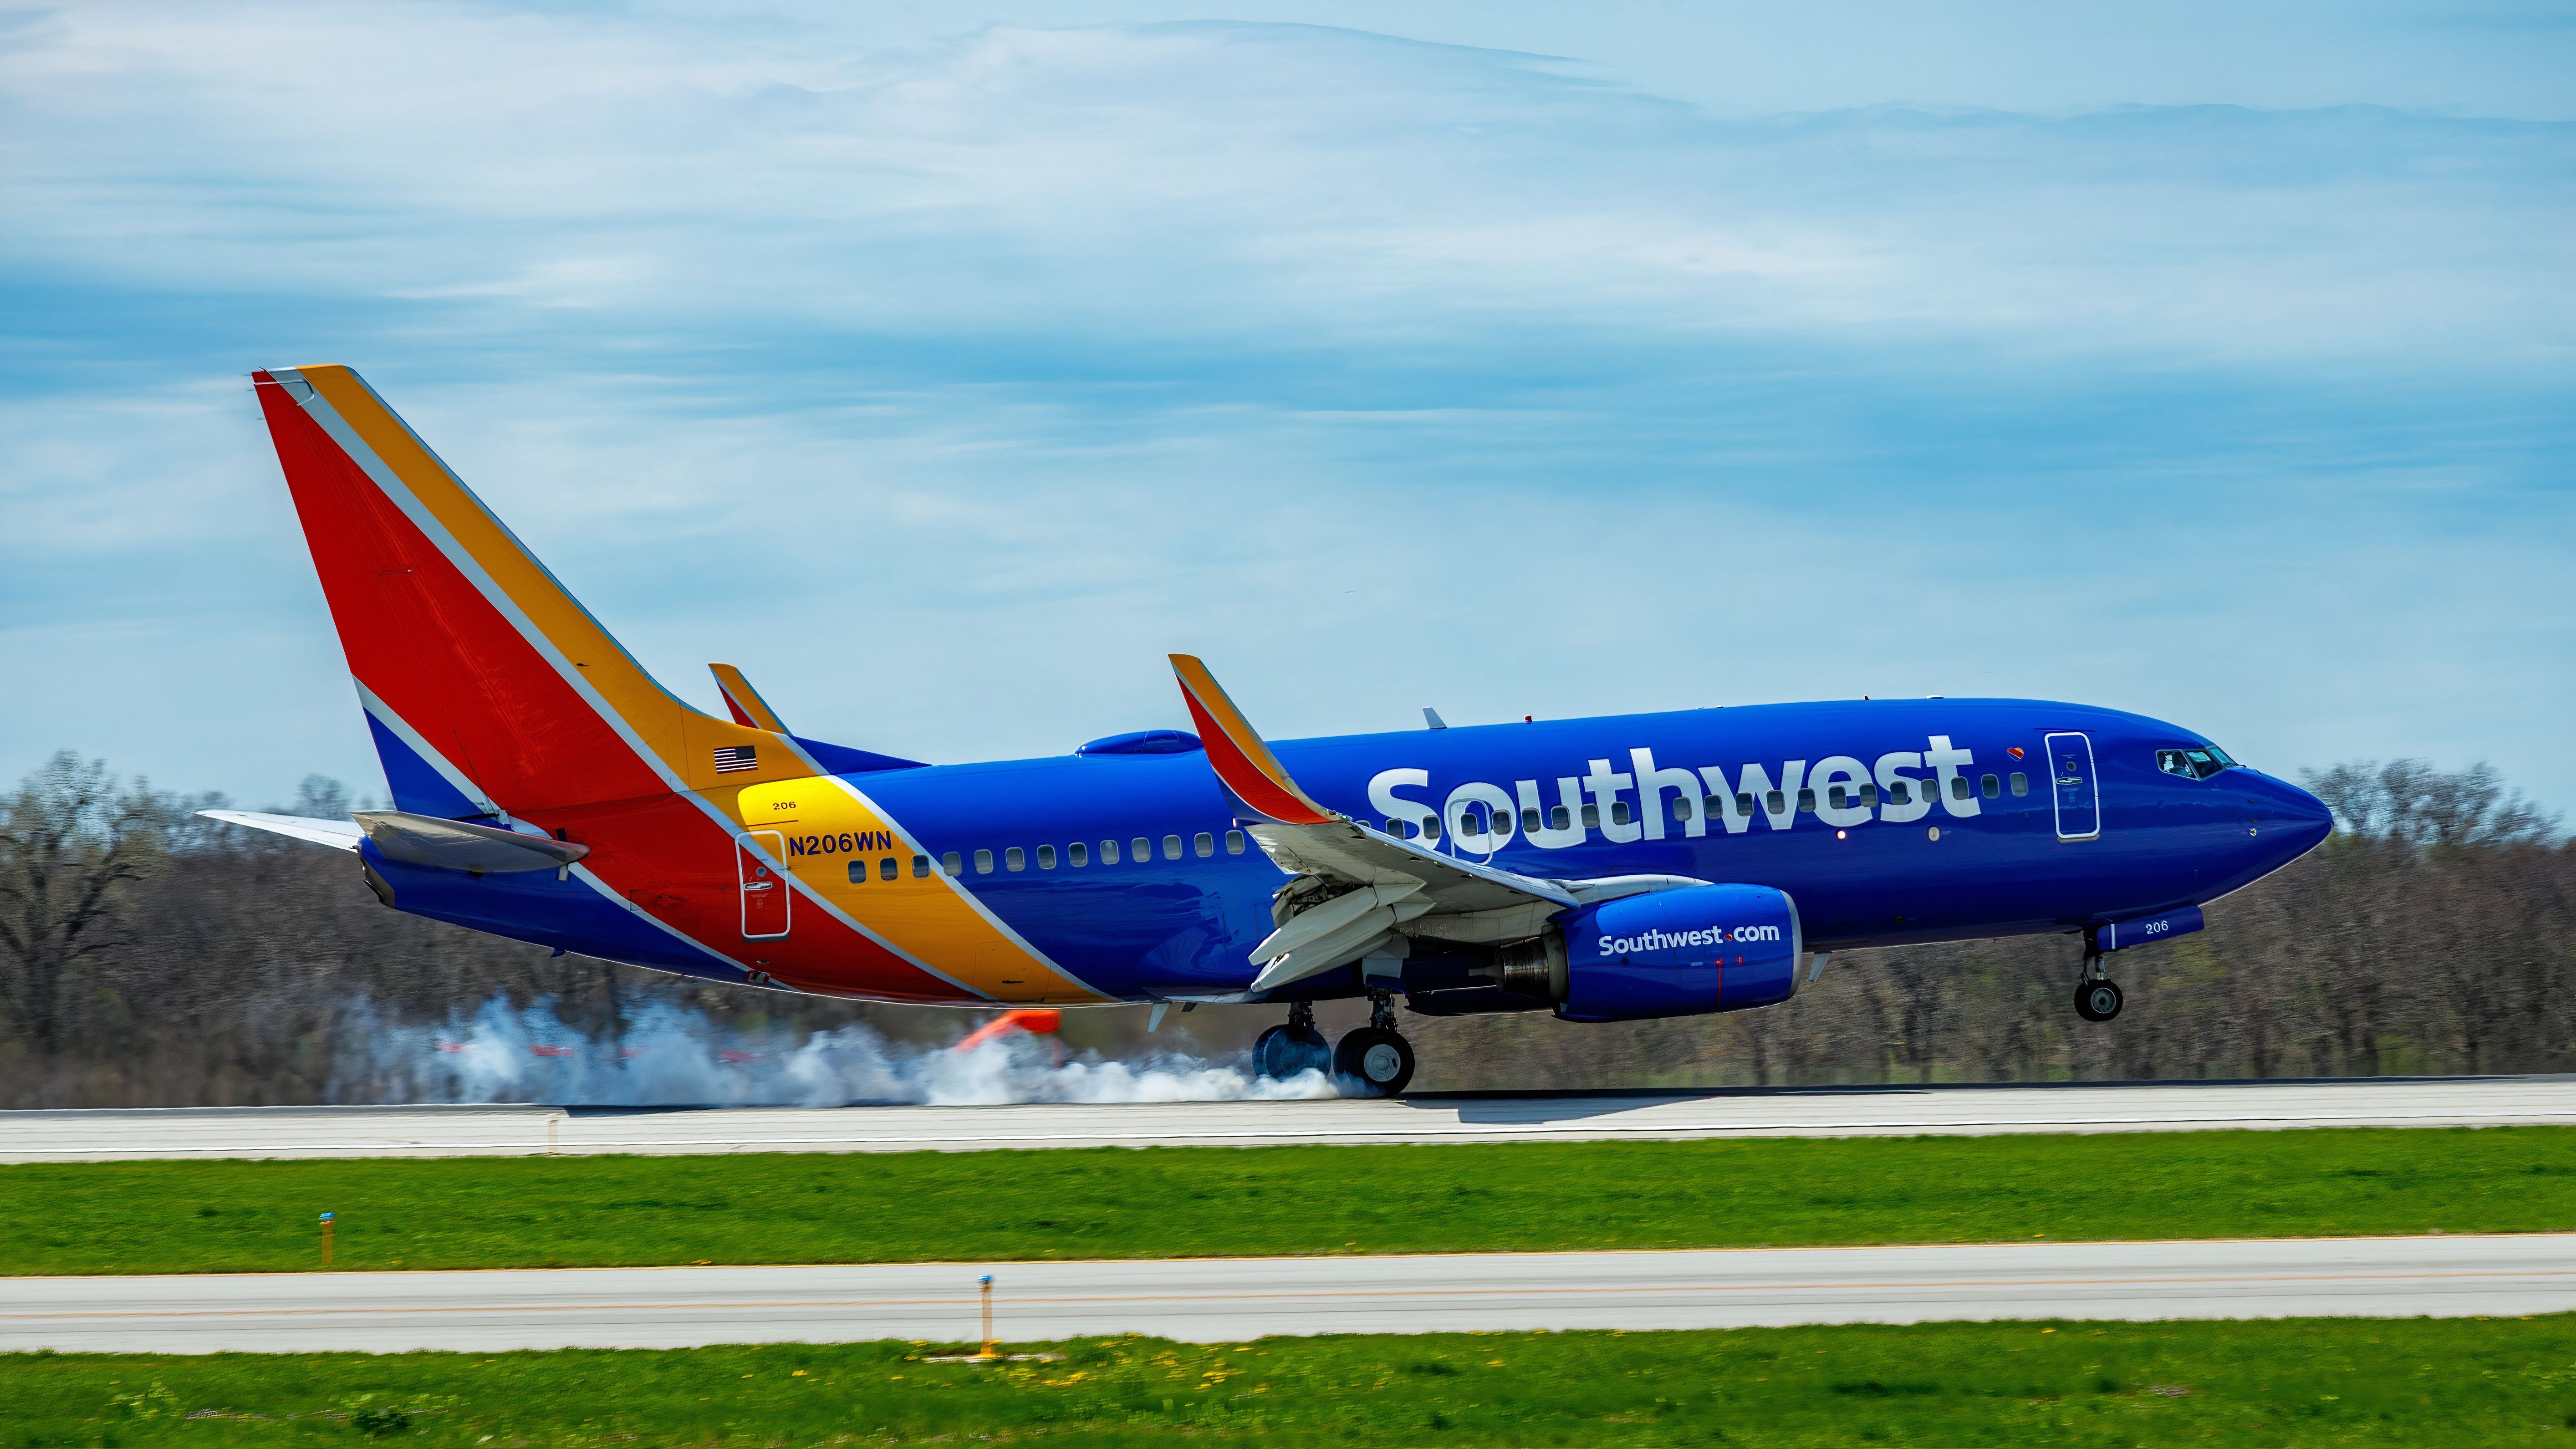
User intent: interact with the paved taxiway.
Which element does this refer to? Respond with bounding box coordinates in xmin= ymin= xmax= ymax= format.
xmin=5 ymin=1076 xmax=2571 ymax=1163
xmin=6 ymin=1235 xmax=2569 ymax=1352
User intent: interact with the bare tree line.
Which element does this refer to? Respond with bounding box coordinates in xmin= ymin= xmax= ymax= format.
xmin=1 ymin=751 xmax=2566 ymax=1106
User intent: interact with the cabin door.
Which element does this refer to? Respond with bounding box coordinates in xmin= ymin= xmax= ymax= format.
xmin=2043 ymin=732 xmax=2101 ymax=842
xmin=735 ymin=831 xmax=791 ymax=938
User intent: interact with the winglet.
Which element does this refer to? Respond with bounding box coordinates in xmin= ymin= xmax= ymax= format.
xmin=709 ymin=663 xmax=790 ymax=734
xmin=1167 ymin=655 xmax=1340 ymax=826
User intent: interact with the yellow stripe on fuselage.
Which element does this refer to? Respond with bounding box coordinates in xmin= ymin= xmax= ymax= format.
xmin=730 ymin=778 xmax=1108 ymax=1003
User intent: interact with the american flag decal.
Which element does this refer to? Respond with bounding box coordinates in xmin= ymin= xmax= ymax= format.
xmin=712 ymin=744 xmax=759 ymax=774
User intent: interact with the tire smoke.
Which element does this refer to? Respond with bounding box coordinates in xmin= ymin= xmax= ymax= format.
xmin=327 ymin=995 xmax=1337 ymax=1106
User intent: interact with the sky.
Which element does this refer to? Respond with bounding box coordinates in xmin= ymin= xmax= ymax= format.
xmin=2 ymin=0 xmax=2571 ymax=814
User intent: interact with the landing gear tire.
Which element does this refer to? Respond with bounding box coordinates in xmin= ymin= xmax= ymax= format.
xmin=1333 ymin=1026 xmax=1416 ymax=1097
xmin=2074 ymin=979 xmax=2124 ymax=1022
xmin=1253 ymin=1023 xmax=1330 ymax=1080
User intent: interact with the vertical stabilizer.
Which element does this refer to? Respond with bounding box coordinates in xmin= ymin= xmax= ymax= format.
xmin=253 ymin=366 xmax=803 ymax=814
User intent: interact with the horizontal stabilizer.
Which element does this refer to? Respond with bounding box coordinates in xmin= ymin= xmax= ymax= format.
xmin=199 ymin=810 xmax=363 ymax=851
xmin=351 ymin=811 xmax=592 ymax=874
xmin=709 ymin=663 xmax=791 ymax=734
xmin=709 ymin=662 xmax=927 ymax=774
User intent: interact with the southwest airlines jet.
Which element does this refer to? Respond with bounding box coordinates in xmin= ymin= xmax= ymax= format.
xmin=210 ymin=366 xmax=2336 ymax=1095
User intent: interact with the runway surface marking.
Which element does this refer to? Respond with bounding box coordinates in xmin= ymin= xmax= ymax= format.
xmin=7 ymin=1234 xmax=2570 ymax=1352
xmin=10 ymin=1269 xmax=2568 ymax=1320
xmin=8 ymin=1076 xmax=2572 ymax=1162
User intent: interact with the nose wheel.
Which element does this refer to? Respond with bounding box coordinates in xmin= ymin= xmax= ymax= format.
xmin=1332 ymin=991 xmax=1417 ymax=1096
xmin=1253 ymin=1000 xmax=1331 ymax=1080
xmin=2073 ymin=978 xmax=2124 ymax=1021
xmin=2072 ymin=947 xmax=2123 ymax=1021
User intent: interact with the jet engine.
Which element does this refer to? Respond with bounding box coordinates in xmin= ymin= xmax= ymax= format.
xmin=1491 ymin=883 xmax=1803 ymax=1022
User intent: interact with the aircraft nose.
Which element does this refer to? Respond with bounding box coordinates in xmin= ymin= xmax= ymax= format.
xmin=2249 ymin=772 xmax=2335 ymax=855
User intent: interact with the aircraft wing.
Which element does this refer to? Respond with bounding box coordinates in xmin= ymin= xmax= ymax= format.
xmin=1170 ymin=654 xmax=1598 ymax=992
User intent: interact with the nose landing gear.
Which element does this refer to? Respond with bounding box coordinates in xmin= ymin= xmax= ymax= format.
xmin=1333 ymin=991 xmax=1417 ymax=1096
xmin=1252 ymin=1000 xmax=1331 ymax=1080
xmin=2072 ymin=946 xmax=2124 ymax=1022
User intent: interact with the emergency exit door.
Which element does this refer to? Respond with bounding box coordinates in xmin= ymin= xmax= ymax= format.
xmin=735 ymin=831 xmax=791 ymax=938
xmin=2043 ymin=732 xmax=2100 ymax=841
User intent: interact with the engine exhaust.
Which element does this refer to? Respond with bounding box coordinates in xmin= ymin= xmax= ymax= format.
xmin=1494 ymin=932 xmax=1568 ymax=1002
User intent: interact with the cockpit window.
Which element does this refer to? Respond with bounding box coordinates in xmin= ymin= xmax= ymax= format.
xmin=2157 ymin=746 xmax=2235 ymax=780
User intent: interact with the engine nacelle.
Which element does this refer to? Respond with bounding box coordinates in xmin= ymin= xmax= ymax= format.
xmin=1550 ymin=883 xmax=1804 ymax=1022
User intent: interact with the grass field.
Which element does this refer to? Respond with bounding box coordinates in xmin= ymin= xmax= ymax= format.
xmin=5 ymin=1126 xmax=2572 ymax=1276
xmin=6 ymin=1316 xmax=2573 ymax=1446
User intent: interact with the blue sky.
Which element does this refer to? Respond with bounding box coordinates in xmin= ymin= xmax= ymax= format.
xmin=2 ymin=1 xmax=2571 ymax=813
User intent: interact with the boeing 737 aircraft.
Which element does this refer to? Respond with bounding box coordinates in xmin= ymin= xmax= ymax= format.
xmin=210 ymin=366 xmax=2336 ymax=1094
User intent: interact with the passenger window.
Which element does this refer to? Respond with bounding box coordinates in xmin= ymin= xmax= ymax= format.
xmin=1487 ymin=811 xmax=1512 ymax=838
xmin=1422 ymin=815 xmax=1441 ymax=842
xmin=1522 ymin=806 xmax=1542 ymax=831
xmin=1069 ymin=842 xmax=1089 ymax=867
xmin=846 ymin=859 xmax=867 ymax=885
xmin=1611 ymin=801 xmax=1632 ymax=826
xmin=1827 ymin=786 xmax=1847 ymax=810
xmin=973 ymin=849 xmax=993 ymax=874
xmin=1225 ymin=829 xmax=1245 ymax=855
xmin=1950 ymin=776 xmax=1970 ymax=800
xmin=1981 ymin=773 xmax=2000 ymax=800
xmin=1384 ymin=817 xmax=1403 ymax=834
xmin=1860 ymin=783 xmax=1878 ymax=807
xmin=1581 ymin=803 xmax=1600 ymax=828
xmin=1672 ymin=796 xmax=1693 ymax=821
xmin=1036 ymin=844 xmax=1056 ymax=869
xmin=943 ymin=851 xmax=962 ymax=875
xmin=1550 ymin=806 xmax=1571 ymax=830
xmin=1193 ymin=832 xmax=1214 ymax=857
xmin=1765 ymin=790 xmax=1785 ymax=815
xmin=2010 ymin=771 xmax=2029 ymax=796
xmin=1101 ymin=838 xmax=1120 ymax=864
xmin=1796 ymin=788 xmax=1816 ymax=812
xmin=1701 ymin=793 xmax=1724 ymax=818
xmin=912 ymin=853 xmax=929 ymax=878
xmin=1735 ymin=792 xmax=1755 ymax=816
xmin=1132 ymin=836 xmax=1150 ymax=862
xmin=1005 ymin=847 xmax=1025 ymax=872
xmin=1161 ymin=834 xmax=1182 ymax=860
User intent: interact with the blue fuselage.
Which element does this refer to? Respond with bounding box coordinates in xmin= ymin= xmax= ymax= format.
xmin=856 ymin=697 xmax=2331 ymax=1000
xmin=368 ymin=696 xmax=2331 ymax=1005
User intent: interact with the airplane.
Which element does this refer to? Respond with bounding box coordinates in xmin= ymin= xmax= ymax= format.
xmin=206 ymin=365 xmax=2336 ymax=1096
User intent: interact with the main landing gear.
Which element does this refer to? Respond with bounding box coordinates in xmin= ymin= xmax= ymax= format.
xmin=1332 ymin=992 xmax=1416 ymax=1097
xmin=2072 ymin=947 xmax=2124 ymax=1022
xmin=1252 ymin=995 xmax=1418 ymax=1095
xmin=1253 ymin=1001 xmax=1330 ymax=1080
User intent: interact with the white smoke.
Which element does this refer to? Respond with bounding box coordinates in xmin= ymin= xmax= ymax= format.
xmin=329 ymin=995 xmax=1338 ymax=1107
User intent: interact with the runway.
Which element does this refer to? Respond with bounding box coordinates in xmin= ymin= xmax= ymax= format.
xmin=5 ymin=1234 xmax=2570 ymax=1353
xmin=5 ymin=1075 xmax=2572 ymax=1163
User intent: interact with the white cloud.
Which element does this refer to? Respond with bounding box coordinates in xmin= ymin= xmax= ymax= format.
xmin=0 ymin=5 xmax=2569 ymax=811
xmin=5 ymin=9 xmax=2568 ymax=364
